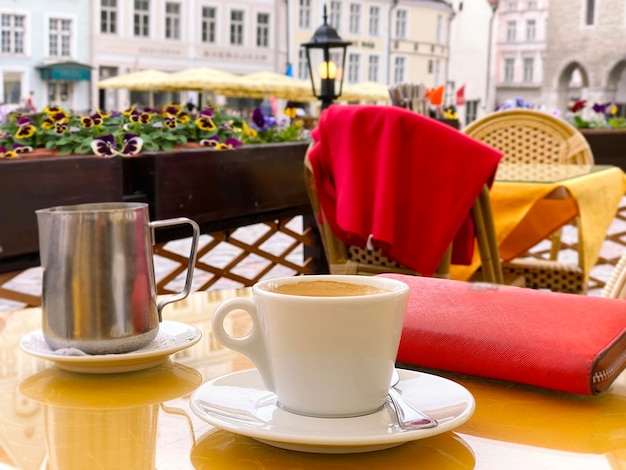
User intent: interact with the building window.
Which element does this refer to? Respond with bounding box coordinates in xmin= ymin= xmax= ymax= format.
xmin=527 ymin=1 xmax=537 ymax=9
xmin=507 ymin=1 xmax=517 ymax=10
xmin=330 ymin=1 xmax=341 ymax=31
xmin=1 ymin=14 xmax=25 ymax=54
xmin=201 ymin=7 xmax=216 ymax=43
xmin=526 ymin=19 xmax=536 ymax=40
xmin=347 ymin=53 xmax=360 ymax=83
xmin=393 ymin=56 xmax=405 ymax=83
xmin=368 ymin=54 xmax=379 ymax=82
xmin=297 ymin=48 xmax=308 ymax=80
xmin=134 ymin=0 xmax=150 ymax=37
xmin=435 ymin=59 xmax=441 ymax=85
xmin=523 ymin=57 xmax=534 ymax=82
xmin=506 ymin=21 xmax=516 ymax=42
xmin=165 ymin=2 xmax=180 ymax=39
xmin=349 ymin=4 xmax=361 ymax=35
xmin=585 ymin=0 xmax=595 ymax=25
xmin=369 ymin=6 xmax=380 ymax=36
xmin=49 ymin=18 xmax=72 ymax=57
xmin=395 ymin=10 xmax=407 ymax=39
xmin=230 ymin=10 xmax=244 ymax=45
xmin=101 ymin=0 xmax=117 ymax=34
xmin=504 ymin=58 xmax=515 ymax=82
xmin=298 ymin=0 xmax=311 ymax=28
xmin=256 ymin=13 xmax=269 ymax=47
xmin=465 ymin=100 xmax=479 ymax=126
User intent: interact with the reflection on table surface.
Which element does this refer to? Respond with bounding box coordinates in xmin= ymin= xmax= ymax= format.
xmin=1 ymin=288 xmax=625 ymax=469
xmin=495 ymin=163 xmax=613 ymax=183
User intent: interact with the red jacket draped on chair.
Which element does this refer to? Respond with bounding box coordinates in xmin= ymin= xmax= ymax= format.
xmin=307 ymin=105 xmax=502 ymax=276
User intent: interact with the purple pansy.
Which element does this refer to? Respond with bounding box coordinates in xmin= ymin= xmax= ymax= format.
xmin=91 ymin=134 xmax=117 ymax=157
xmin=118 ymin=133 xmax=143 ymax=157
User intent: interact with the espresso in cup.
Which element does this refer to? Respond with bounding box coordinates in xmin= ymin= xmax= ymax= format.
xmin=269 ymin=280 xmax=387 ymax=297
xmin=211 ymin=275 xmax=409 ymax=418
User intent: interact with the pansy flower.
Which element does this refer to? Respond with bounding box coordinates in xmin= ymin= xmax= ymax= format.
xmin=95 ymin=109 xmax=110 ymax=119
xmin=570 ymin=100 xmax=587 ymax=113
xmin=138 ymin=112 xmax=152 ymax=124
xmin=163 ymin=113 xmax=178 ymax=129
xmin=90 ymin=114 xmax=104 ymax=126
xmin=0 ymin=146 xmax=18 ymax=159
xmin=91 ymin=134 xmax=117 ymax=157
xmin=592 ymin=102 xmax=610 ymax=114
xmin=241 ymin=121 xmax=257 ymax=138
xmin=163 ymin=103 xmax=182 ymax=116
xmin=177 ymin=112 xmax=191 ymax=124
xmin=200 ymin=136 xmax=221 ymax=148
xmin=15 ymin=124 xmax=36 ymax=139
xmin=118 ymin=133 xmax=143 ymax=157
xmin=41 ymin=118 xmax=55 ymax=130
xmin=129 ymin=110 xmax=141 ymax=123
xmin=223 ymin=137 xmax=243 ymax=149
xmin=12 ymin=143 xmax=32 ymax=154
xmin=122 ymin=105 xmax=136 ymax=116
xmin=252 ymin=108 xmax=266 ymax=129
xmin=44 ymin=105 xmax=64 ymax=115
xmin=81 ymin=116 xmax=95 ymax=128
xmin=284 ymin=106 xmax=297 ymax=119
xmin=55 ymin=122 xmax=68 ymax=134
xmin=199 ymin=108 xmax=214 ymax=118
xmin=196 ymin=115 xmax=216 ymax=131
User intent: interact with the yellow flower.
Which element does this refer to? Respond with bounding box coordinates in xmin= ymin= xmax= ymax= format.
xmin=284 ymin=107 xmax=297 ymax=119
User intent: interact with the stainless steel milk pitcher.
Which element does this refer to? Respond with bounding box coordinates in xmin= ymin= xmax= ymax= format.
xmin=36 ymin=202 xmax=200 ymax=354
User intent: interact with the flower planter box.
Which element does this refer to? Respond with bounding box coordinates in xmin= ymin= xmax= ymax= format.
xmin=124 ymin=142 xmax=312 ymax=235
xmin=0 ymin=156 xmax=124 ymax=271
xmin=580 ymin=129 xmax=626 ymax=171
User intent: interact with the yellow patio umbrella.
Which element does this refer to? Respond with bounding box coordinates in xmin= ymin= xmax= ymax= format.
xmin=221 ymin=71 xmax=316 ymax=102
xmin=160 ymin=67 xmax=238 ymax=92
xmin=96 ymin=69 xmax=171 ymax=91
xmin=340 ymin=81 xmax=391 ymax=102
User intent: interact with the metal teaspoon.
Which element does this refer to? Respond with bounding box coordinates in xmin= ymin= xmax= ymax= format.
xmin=388 ymin=370 xmax=438 ymax=430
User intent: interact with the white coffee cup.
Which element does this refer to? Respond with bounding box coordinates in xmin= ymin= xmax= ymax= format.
xmin=211 ymin=275 xmax=409 ymax=418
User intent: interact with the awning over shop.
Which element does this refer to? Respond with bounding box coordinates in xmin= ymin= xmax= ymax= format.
xmin=37 ymin=61 xmax=92 ymax=81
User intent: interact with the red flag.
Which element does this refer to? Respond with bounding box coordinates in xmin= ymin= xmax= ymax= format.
xmin=455 ymin=85 xmax=465 ymax=106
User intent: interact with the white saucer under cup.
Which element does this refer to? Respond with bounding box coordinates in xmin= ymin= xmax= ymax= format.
xmin=190 ymin=368 xmax=475 ymax=454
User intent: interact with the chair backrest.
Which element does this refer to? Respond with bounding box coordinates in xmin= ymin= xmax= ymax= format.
xmin=463 ymin=109 xmax=594 ymax=164
xmin=304 ymin=147 xmax=504 ymax=284
xmin=602 ymin=252 xmax=626 ymax=299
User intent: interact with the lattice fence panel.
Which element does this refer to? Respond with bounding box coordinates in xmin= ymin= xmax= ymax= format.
xmin=154 ymin=216 xmax=315 ymax=294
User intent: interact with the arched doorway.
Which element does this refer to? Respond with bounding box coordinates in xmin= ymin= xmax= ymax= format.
xmin=556 ymin=61 xmax=589 ymax=116
xmin=607 ymin=60 xmax=626 ymax=117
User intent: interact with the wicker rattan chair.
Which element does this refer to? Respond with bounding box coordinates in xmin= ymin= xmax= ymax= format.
xmin=463 ymin=108 xmax=593 ymax=293
xmin=602 ymin=252 xmax=626 ymax=299
xmin=304 ymin=149 xmax=515 ymax=286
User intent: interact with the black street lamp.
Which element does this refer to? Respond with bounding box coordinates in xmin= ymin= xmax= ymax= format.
xmin=301 ymin=5 xmax=352 ymax=110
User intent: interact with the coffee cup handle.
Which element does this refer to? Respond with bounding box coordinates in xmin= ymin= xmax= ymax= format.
xmin=211 ymin=298 xmax=275 ymax=392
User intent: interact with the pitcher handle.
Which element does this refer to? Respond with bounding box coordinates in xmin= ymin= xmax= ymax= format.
xmin=150 ymin=217 xmax=200 ymax=320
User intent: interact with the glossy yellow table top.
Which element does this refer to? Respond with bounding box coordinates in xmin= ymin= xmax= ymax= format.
xmin=1 ymin=289 xmax=625 ymax=469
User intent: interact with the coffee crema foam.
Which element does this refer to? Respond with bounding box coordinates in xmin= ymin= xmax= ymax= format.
xmin=269 ymin=280 xmax=387 ymax=297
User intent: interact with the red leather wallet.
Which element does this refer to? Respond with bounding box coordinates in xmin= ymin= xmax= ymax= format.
xmin=381 ymin=274 xmax=626 ymax=395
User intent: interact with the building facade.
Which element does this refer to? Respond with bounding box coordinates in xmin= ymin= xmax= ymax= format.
xmin=1 ymin=0 xmax=453 ymax=115
xmin=493 ymin=0 xmax=548 ymax=109
xmin=541 ymin=0 xmax=626 ymax=116
xmin=447 ymin=0 xmax=497 ymax=126
xmin=0 ymin=0 xmax=92 ymax=114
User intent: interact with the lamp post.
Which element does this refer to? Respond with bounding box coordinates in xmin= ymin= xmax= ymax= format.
xmin=301 ymin=5 xmax=352 ymax=110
